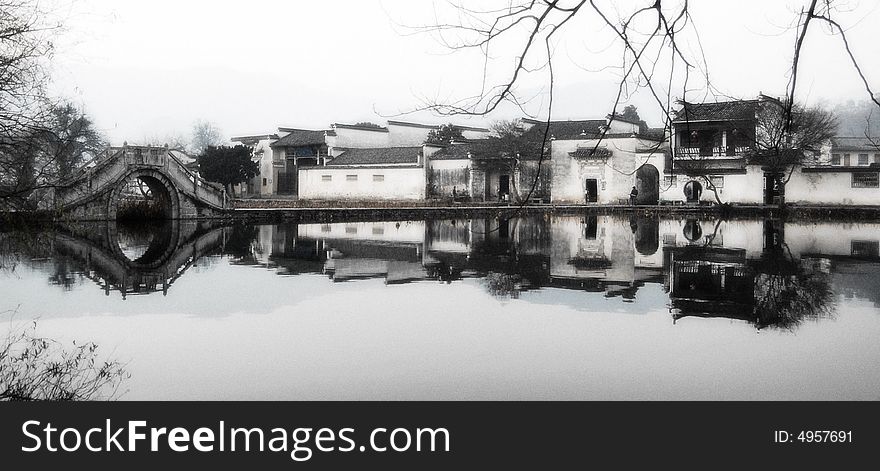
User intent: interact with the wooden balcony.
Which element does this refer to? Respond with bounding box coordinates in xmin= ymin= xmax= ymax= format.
xmin=675 ymin=146 xmax=751 ymax=158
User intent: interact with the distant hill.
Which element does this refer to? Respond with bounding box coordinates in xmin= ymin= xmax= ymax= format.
xmin=831 ymin=99 xmax=880 ymax=137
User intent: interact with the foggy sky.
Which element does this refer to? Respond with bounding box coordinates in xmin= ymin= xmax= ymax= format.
xmin=47 ymin=0 xmax=880 ymax=144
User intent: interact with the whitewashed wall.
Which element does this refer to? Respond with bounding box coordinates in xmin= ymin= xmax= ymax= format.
xmin=387 ymin=123 xmax=433 ymax=147
xmin=328 ymin=127 xmax=390 ymax=152
xmin=786 ymin=169 xmax=880 ymax=205
xmin=784 ymin=222 xmax=880 ymax=257
xmin=550 ymin=137 xmax=661 ymax=203
xmin=659 ymin=166 xmax=764 ymax=204
xmin=298 ymin=166 xmax=426 ymax=200
xmin=299 ymin=221 xmax=426 ymax=244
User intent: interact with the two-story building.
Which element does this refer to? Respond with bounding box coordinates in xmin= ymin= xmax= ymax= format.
xmin=666 ymin=99 xmax=765 ymax=204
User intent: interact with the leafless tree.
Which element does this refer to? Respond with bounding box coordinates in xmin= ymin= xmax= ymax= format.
xmin=190 ymin=119 xmax=225 ymax=156
xmin=404 ymin=0 xmax=880 ymax=206
xmin=0 ymin=2 xmax=108 ymax=210
xmin=752 ymin=95 xmax=837 ymax=183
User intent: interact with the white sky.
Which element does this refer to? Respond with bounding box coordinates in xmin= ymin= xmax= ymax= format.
xmin=48 ymin=0 xmax=880 ymax=144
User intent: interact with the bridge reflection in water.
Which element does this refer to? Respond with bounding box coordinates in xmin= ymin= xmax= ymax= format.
xmin=16 ymin=215 xmax=880 ymax=329
xmin=51 ymin=220 xmax=225 ymax=297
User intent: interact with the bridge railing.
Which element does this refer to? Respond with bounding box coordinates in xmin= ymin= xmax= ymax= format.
xmin=55 ymin=146 xmax=228 ymax=211
xmin=164 ymin=153 xmax=227 ymax=209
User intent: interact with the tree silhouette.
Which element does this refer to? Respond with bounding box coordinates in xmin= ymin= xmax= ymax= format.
xmin=197 ymin=145 xmax=259 ymax=196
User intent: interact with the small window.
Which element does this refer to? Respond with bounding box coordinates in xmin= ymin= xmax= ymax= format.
xmin=345 ymin=226 xmax=357 ymax=234
xmin=858 ymin=154 xmax=869 ymax=165
xmin=262 ymin=178 xmax=267 ymax=186
xmin=320 ymin=224 xmax=332 ymax=233
xmin=372 ymin=226 xmax=385 ymax=235
xmin=875 ymin=154 xmax=880 ymax=164
xmin=843 ymin=154 xmax=851 ymax=166
xmin=831 ymin=154 xmax=841 ymax=165
xmin=373 ymin=174 xmax=385 ymax=182
xmin=321 ymin=175 xmax=332 ymax=182
xmin=852 ymin=172 xmax=879 ymax=188
xmin=346 ymin=175 xmax=358 ymax=182
xmin=709 ymin=176 xmax=724 ymax=189
xmin=663 ymin=175 xmax=677 ymax=187
xmin=663 ymin=234 xmax=677 ymax=246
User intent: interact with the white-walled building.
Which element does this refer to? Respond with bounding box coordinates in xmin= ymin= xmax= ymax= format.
xmin=785 ymin=137 xmax=880 ymax=205
xmin=298 ymin=147 xmax=426 ymax=201
xmin=543 ymin=116 xmax=668 ymax=204
xmin=232 ymin=120 xmax=489 ymax=199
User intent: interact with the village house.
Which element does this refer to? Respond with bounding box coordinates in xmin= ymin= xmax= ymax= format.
xmin=546 ymin=116 xmax=667 ymax=204
xmin=664 ymin=95 xmax=880 ymax=206
xmin=666 ymin=99 xmax=765 ymax=204
xmin=425 ymin=138 xmax=552 ymax=203
xmin=785 ymin=136 xmax=880 ymax=205
xmin=298 ymin=147 xmax=427 ymax=201
xmin=425 ymin=115 xmax=667 ymax=204
xmin=232 ymin=120 xmax=490 ymax=200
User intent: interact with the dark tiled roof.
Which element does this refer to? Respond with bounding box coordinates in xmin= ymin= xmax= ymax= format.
xmin=270 ymin=129 xmax=328 ymax=148
xmin=569 ymin=147 xmax=612 ymax=159
xmin=428 ymin=142 xmax=479 ymax=160
xmin=672 ymin=100 xmax=758 ymax=123
xmin=523 ymin=119 xmax=607 ymax=140
xmin=329 ymin=147 xmax=422 ymax=165
xmin=831 ymin=137 xmax=880 ymax=151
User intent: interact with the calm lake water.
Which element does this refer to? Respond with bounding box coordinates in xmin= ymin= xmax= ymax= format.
xmin=2 ymin=214 xmax=880 ymax=400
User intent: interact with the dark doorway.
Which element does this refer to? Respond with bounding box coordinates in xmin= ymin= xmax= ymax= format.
xmin=585 ymin=179 xmax=598 ymax=203
xmin=498 ymin=218 xmax=510 ymax=239
xmin=499 ymin=175 xmax=510 ymax=200
xmin=684 ymin=180 xmax=702 ymax=203
xmin=277 ymin=170 xmax=297 ymax=195
xmin=635 ymin=164 xmax=660 ymax=205
xmin=764 ymin=173 xmax=784 ymax=205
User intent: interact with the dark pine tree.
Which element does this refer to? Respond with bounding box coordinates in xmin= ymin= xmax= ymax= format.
xmin=197 ymin=145 xmax=259 ymax=197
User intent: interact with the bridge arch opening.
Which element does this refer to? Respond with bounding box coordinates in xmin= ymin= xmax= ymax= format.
xmin=112 ymin=170 xmax=179 ymax=220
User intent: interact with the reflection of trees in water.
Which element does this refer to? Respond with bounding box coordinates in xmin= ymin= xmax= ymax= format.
xmin=224 ymin=223 xmax=261 ymax=264
xmin=1 ymin=320 xmax=128 ymax=400
xmin=749 ymin=256 xmax=836 ymax=330
xmin=48 ymin=258 xmax=85 ymax=290
xmin=671 ymin=248 xmax=837 ymax=331
xmin=0 ymin=228 xmax=54 ymax=273
xmin=482 ymin=272 xmax=527 ymax=299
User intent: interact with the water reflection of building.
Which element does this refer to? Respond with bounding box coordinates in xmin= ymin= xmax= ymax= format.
xmin=548 ymin=215 xmax=663 ymax=299
xmin=660 ymin=219 xmax=880 ymax=328
xmin=28 ymin=214 xmax=877 ymax=320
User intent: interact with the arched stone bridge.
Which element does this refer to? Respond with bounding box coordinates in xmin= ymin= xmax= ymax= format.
xmin=54 ymin=145 xmax=228 ymax=220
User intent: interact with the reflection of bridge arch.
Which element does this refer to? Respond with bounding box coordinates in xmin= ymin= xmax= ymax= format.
xmin=108 ymin=220 xmax=181 ymax=270
xmin=53 ymin=220 xmax=225 ymax=297
xmin=55 ymin=146 xmax=227 ymax=220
